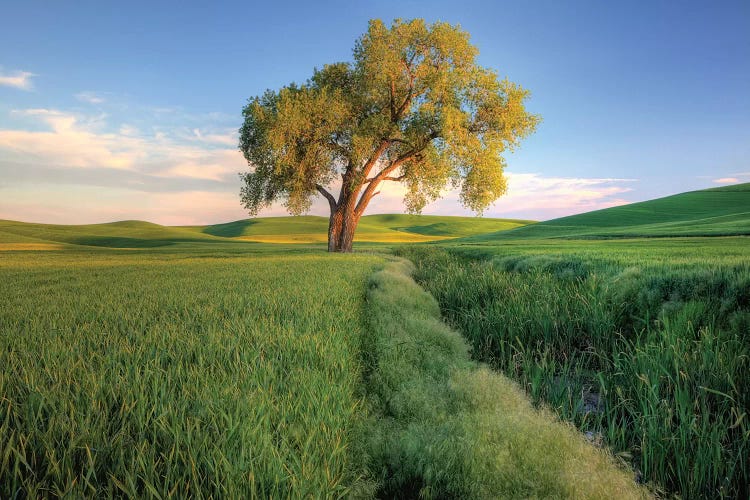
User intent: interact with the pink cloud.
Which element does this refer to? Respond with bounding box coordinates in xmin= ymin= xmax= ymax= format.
xmin=337 ymin=172 xmax=636 ymax=221
xmin=713 ymin=177 xmax=739 ymax=184
xmin=1 ymin=186 xmax=250 ymax=226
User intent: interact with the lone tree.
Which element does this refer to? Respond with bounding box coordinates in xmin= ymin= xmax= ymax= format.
xmin=239 ymin=18 xmax=539 ymax=252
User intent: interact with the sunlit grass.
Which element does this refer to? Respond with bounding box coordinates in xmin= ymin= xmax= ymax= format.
xmin=185 ymin=214 xmax=532 ymax=244
xmin=0 ymin=214 xmax=533 ymax=250
xmin=0 ymin=249 xmax=383 ymax=497
xmin=0 ymin=243 xmax=67 ymax=251
xmin=236 ymin=232 xmax=449 ymax=244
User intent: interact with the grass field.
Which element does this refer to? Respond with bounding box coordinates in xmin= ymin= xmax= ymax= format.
xmin=390 ymin=185 xmax=750 ymax=497
xmin=0 ymin=245 xmax=646 ymax=498
xmin=0 ymin=249 xmax=384 ymax=497
xmin=401 ymin=236 xmax=750 ymax=498
xmin=3 ymin=183 xmax=748 ymax=497
xmin=0 ymin=220 xmax=230 ymax=249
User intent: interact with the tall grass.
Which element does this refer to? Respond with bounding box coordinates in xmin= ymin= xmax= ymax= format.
xmin=0 ymin=250 xmax=382 ymax=497
xmin=362 ymin=259 xmax=647 ymax=498
xmin=399 ymin=245 xmax=750 ymax=498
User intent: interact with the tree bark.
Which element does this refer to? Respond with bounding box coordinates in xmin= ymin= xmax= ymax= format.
xmin=337 ymin=211 xmax=360 ymax=252
xmin=331 ymin=187 xmax=357 ymax=252
xmin=317 ymin=183 xmax=343 ymax=252
xmin=325 ymin=177 xmax=363 ymax=252
xmin=327 ymin=211 xmax=343 ymax=252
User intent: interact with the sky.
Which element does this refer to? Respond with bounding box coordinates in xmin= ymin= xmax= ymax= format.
xmin=1 ymin=0 xmax=748 ymax=225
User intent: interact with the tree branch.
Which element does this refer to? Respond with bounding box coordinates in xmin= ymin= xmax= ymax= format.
xmin=354 ymin=187 xmax=381 ymax=219
xmin=316 ymin=184 xmax=337 ymax=212
xmin=360 ymin=139 xmax=390 ymax=180
xmin=365 ymin=174 xmax=406 ymax=183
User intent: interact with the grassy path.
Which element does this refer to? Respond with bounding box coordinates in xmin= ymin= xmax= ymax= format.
xmin=362 ymin=259 xmax=647 ymax=498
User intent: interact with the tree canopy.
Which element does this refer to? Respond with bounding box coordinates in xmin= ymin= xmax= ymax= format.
xmin=239 ymin=18 xmax=540 ymax=251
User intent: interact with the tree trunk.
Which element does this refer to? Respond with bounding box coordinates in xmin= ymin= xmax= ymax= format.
xmin=337 ymin=212 xmax=360 ymax=252
xmin=327 ymin=186 xmax=360 ymax=253
xmin=327 ymin=211 xmax=343 ymax=252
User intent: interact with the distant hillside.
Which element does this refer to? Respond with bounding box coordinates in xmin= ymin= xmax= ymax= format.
xmin=185 ymin=214 xmax=532 ymax=244
xmin=464 ymin=183 xmax=750 ymax=242
xmin=0 ymin=215 xmax=533 ymax=249
xmin=0 ymin=220 xmax=229 ymax=249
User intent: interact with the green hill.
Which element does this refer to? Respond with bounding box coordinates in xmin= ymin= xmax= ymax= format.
xmin=3 ymin=183 xmax=746 ymax=249
xmin=0 ymin=214 xmax=532 ymax=249
xmin=0 ymin=220 xmax=231 ymax=249
xmin=187 ymin=214 xmax=532 ymax=244
xmin=465 ymin=183 xmax=750 ymax=242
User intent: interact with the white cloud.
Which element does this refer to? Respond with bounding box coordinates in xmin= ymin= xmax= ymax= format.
xmin=713 ymin=177 xmax=739 ymax=184
xmin=158 ymin=150 xmax=245 ymax=182
xmin=0 ymin=107 xmax=245 ymax=178
xmin=1 ymin=109 xmax=135 ymax=169
xmin=493 ymin=173 xmax=635 ymax=217
xmin=358 ymin=172 xmax=636 ymax=221
xmin=75 ymin=91 xmax=106 ymax=104
xmin=190 ymin=128 xmax=237 ymax=146
xmin=0 ymin=69 xmax=35 ymax=90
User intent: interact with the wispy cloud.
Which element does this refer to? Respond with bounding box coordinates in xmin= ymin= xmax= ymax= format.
xmin=494 ymin=173 xmax=636 ymax=219
xmin=75 ymin=91 xmax=106 ymax=104
xmin=0 ymin=107 xmax=244 ymax=177
xmin=713 ymin=177 xmax=739 ymax=184
xmin=0 ymin=69 xmax=35 ymax=90
xmin=190 ymin=128 xmax=237 ymax=146
xmin=700 ymin=171 xmax=749 ymax=183
xmin=0 ymin=103 xmax=253 ymax=224
xmin=365 ymin=173 xmax=637 ymax=221
xmin=1 ymin=109 xmax=135 ymax=169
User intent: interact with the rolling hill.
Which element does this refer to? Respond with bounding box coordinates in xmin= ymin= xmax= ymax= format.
xmin=463 ymin=183 xmax=750 ymax=242
xmin=3 ymin=183 xmax=746 ymax=250
xmin=0 ymin=214 xmax=532 ymax=249
xmin=0 ymin=220 xmax=228 ymax=250
xmin=186 ymin=214 xmax=532 ymax=244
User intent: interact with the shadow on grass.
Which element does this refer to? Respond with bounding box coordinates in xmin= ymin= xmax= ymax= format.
xmin=201 ymin=220 xmax=258 ymax=237
xmin=68 ymin=236 xmax=257 ymax=248
xmin=69 ymin=236 xmax=177 ymax=248
xmin=395 ymin=223 xmax=454 ymax=236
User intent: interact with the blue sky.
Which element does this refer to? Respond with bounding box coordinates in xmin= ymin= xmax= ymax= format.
xmin=1 ymin=0 xmax=748 ymax=224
